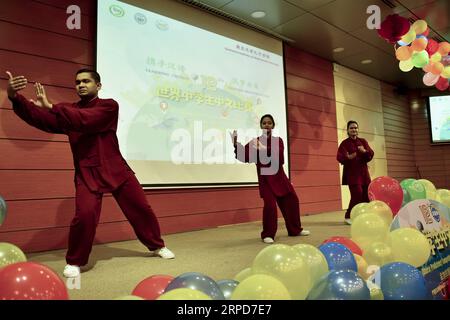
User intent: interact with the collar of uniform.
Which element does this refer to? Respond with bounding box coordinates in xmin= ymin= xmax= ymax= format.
xmin=77 ymin=96 xmax=99 ymax=108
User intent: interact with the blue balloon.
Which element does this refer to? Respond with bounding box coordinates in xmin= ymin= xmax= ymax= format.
xmin=397 ymin=40 xmax=408 ymax=46
xmin=165 ymin=272 xmax=225 ymax=300
xmin=216 ymin=279 xmax=239 ymax=300
xmin=307 ymin=270 xmax=370 ymax=300
xmin=318 ymin=242 xmax=357 ymax=272
xmin=374 ymin=262 xmax=431 ymax=300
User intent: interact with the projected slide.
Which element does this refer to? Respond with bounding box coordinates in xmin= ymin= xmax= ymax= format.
xmin=97 ymin=0 xmax=288 ymax=186
xmin=429 ymin=95 xmax=450 ymax=144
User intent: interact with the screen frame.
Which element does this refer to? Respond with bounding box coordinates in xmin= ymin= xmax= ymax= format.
xmin=426 ymin=95 xmax=450 ymax=146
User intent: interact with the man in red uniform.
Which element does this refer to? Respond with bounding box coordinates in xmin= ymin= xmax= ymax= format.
xmin=6 ymin=69 xmax=174 ymax=278
xmin=231 ymin=114 xmax=310 ymax=243
xmin=337 ymin=120 xmax=374 ymax=225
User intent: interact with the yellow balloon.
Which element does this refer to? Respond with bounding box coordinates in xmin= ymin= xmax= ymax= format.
xmin=0 ymin=242 xmax=27 ymax=268
xmin=388 ymin=228 xmax=431 ymax=267
xmin=292 ymin=244 xmax=329 ymax=287
xmin=350 ymin=202 xmax=370 ymax=222
xmin=430 ymin=52 xmax=442 ymax=63
xmin=362 ymin=242 xmax=394 ymax=267
xmin=114 ymin=295 xmax=144 ymax=300
xmin=252 ymin=244 xmax=311 ymax=300
xmin=231 ymin=274 xmax=291 ymax=300
xmin=399 ymin=59 xmax=414 ymax=72
xmin=353 ymin=254 xmax=370 ymax=280
xmin=351 ymin=213 xmax=389 ymax=251
xmin=436 ymin=189 xmax=450 ymax=208
xmin=412 ymin=20 xmax=427 ymax=34
xmin=441 ymin=66 xmax=450 ymax=79
xmin=234 ymin=267 xmax=252 ymax=282
xmin=417 ymin=179 xmax=437 ymax=200
xmin=400 ymin=29 xmax=416 ymax=45
xmin=157 ymin=288 xmax=212 ymax=300
xmin=367 ymin=200 xmax=393 ymax=227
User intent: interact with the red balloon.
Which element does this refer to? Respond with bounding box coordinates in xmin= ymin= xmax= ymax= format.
xmin=425 ymin=39 xmax=439 ymax=56
xmin=436 ymin=77 xmax=449 ymax=91
xmin=322 ymin=236 xmax=363 ymax=256
xmin=0 ymin=262 xmax=69 ymax=300
xmin=132 ymin=274 xmax=174 ymax=300
xmin=368 ymin=176 xmax=403 ymax=215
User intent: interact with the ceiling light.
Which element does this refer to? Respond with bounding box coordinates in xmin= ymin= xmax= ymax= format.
xmin=251 ymin=11 xmax=266 ymax=19
xmin=333 ymin=47 xmax=345 ymax=53
xmin=361 ymin=59 xmax=372 ymax=64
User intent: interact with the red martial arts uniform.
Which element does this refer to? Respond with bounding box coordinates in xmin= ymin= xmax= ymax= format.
xmin=234 ymin=135 xmax=303 ymax=239
xmin=10 ymin=94 xmax=165 ymax=266
xmin=336 ymin=137 xmax=374 ymax=218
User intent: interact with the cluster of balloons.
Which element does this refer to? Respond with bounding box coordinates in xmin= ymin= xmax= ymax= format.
xmin=378 ymin=15 xmax=450 ymax=91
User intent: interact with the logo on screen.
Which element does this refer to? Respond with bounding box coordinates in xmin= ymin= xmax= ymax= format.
xmin=109 ymin=5 xmax=125 ymax=17
xmin=134 ymin=13 xmax=147 ymax=25
xmin=155 ymin=19 xmax=169 ymax=31
xmin=430 ymin=205 xmax=440 ymax=223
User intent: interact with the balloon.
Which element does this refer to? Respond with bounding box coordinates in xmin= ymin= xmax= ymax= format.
xmin=441 ymin=66 xmax=450 ymax=78
xmin=417 ymin=179 xmax=437 ymax=200
xmin=322 ymin=236 xmax=362 ymax=256
xmin=411 ymin=51 xmax=429 ymax=68
xmin=436 ymin=77 xmax=449 ymax=91
xmin=318 ymin=242 xmax=357 ymax=272
xmin=399 ymin=59 xmax=414 ymax=72
xmin=401 ymin=187 xmax=411 ymax=207
xmin=350 ymin=202 xmax=370 ymax=223
xmin=354 ymin=254 xmax=370 ymax=280
xmin=234 ymin=267 xmax=252 ymax=282
xmin=0 ymin=195 xmax=7 ymax=226
xmin=368 ymin=176 xmax=403 ymax=214
xmin=429 ymin=62 xmax=444 ymax=75
xmin=362 ymin=242 xmax=394 ymax=267
xmin=367 ymin=200 xmax=393 ymax=227
xmin=216 ymin=279 xmax=238 ymax=300
xmin=430 ymin=52 xmax=442 ymax=63
xmin=0 ymin=262 xmax=69 ymax=300
xmin=307 ymin=270 xmax=370 ymax=300
xmin=423 ymin=72 xmax=440 ymax=86
xmin=292 ymin=244 xmax=329 ymax=287
xmin=252 ymin=244 xmax=311 ymax=299
xmin=388 ymin=228 xmax=431 ymax=267
xmin=157 ymin=288 xmax=212 ymax=300
xmin=436 ymin=189 xmax=450 ymax=208
xmin=400 ymin=178 xmax=426 ymax=201
xmin=412 ymin=20 xmax=427 ymax=34
xmin=374 ymin=262 xmax=430 ymax=300
xmin=351 ymin=213 xmax=389 ymax=251
xmin=438 ymin=42 xmax=450 ymax=56
xmin=411 ymin=38 xmax=427 ymax=52
xmin=400 ymin=28 xmax=416 ymax=45
xmin=132 ymin=274 xmax=174 ymax=300
xmin=165 ymin=272 xmax=224 ymax=300
xmin=231 ymin=274 xmax=291 ymax=300
xmin=114 ymin=295 xmax=144 ymax=300
xmin=395 ymin=46 xmax=412 ymax=61
xmin=0 ymin=242 xmax=27 ymax=268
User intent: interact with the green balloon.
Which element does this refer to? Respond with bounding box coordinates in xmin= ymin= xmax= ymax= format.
xmin=411 ymin=51 xmax=429 ymax=68
xmin=400 ymin=179 xmax=426 ymax=201
xmin=0 ymin=242 xmax=27 ymax=268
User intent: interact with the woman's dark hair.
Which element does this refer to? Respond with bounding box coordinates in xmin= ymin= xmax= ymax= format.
xmin=260 ymin=114 xmax=275 ymax=128
xmin=76 ymin=68 xmax=101 ymax=84
xmin=347 ymin=120 xmax=358 ymax=130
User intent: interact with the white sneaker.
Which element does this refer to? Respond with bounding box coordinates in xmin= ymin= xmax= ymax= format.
xmin=345 ymin=219 xmax=352 ymax=225
xmin=262 ymin=237 xmax=274 ymax=244
xmin=300 ymin=229 xmax=310 ymax=236
xmin=154 ymin=247 xmax=175 ymax=259
xmin=63 ymin=264 xmax=80 ymax=278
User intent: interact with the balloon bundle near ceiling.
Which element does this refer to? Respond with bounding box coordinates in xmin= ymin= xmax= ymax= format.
xmin=377 ymin=14 xmax=450 ymax=91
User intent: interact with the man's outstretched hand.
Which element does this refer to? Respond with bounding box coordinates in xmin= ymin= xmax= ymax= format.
xmin=6 ymin=71 xmax=27 ymax=99
xmin=30 ymin=82 xmax=52 ymax=109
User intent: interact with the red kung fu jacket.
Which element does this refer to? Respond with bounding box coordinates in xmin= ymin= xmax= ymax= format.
xmin=10 ymin=94 xmax=134 ymax=193
xmin=336 ymin=137 xmax=374 ymax=185
xmin=234 ymin=135 xmax=295 ymax=198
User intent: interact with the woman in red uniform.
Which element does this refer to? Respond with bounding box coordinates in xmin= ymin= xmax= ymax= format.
xmin=230 ymin=114 xmax=310 ymax=243
xmin=337 ymin=120 xmax=374 ymax=225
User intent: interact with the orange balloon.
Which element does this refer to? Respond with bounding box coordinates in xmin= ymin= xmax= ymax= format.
xmin=422 ymin=63 xmax=433 ymax=73
xmin=411 ymin=38 xmax=427 ymax=52
xmin=429 ymin=62 xmax=444 ymax=75
xmin=395 ymin=46 xmax=412 ymax=61
xmin=438 ymin=42 xmax=450 ymax=55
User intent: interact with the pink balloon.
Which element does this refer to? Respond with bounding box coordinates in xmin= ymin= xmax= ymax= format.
xmin=132 ymin=274 xmax=174 ymax=300
xmin=368 ymin=176 xmax=403 ymax=215
xmin=0 ymin=262 xmax=69 ymax=300
xmin=436 ymin=77 xmax=449 ymax=91
xmin=423 ymin=72 xmax=440 ymax=86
